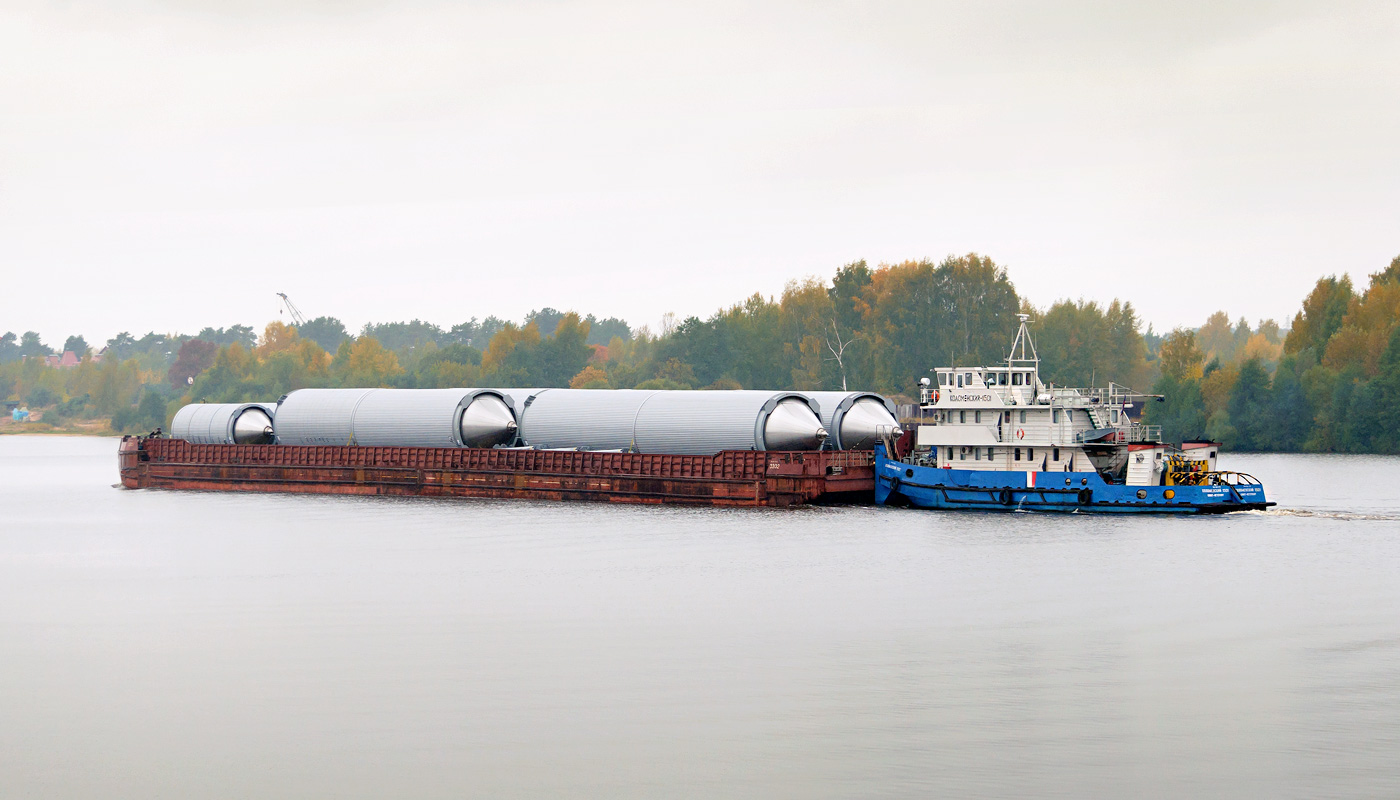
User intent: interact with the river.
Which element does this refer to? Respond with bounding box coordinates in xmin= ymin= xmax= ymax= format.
xmin=2 ymin=436 xmax=1398 ymax=798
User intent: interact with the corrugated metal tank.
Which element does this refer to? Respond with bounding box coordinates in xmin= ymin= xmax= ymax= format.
xmin=273 ymin=388 xmax=374 ymax=446
xmin=632 ymin=391 xmax=827 ymax=454
xmin=801 ymin=391 xmax=902 ymax=450
xmin=518 ymin=389 xmax=657 ymax=450
xmin=273 ymin=388 xmax=516 ymax=447
xmin=170 ymin=402 xmax=276 ymax=445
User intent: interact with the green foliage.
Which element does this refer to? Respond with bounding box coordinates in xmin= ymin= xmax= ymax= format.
xmin=445 ymin=317 xmax=506 ymax=349
xmin=360 ymin=320 xmax=443 ymax=356
xmin=0 ymin=331 xmax=18 ymax=364
xmin=585 ymin=315 xmax=631 ymax=346
xmin=526 ymin=308 xmax=566 ymax=337
xmin=1226 ymin=359 xmax=1272 ymax=450
xmin=1147 ymin=374 xmax=1207 ymax=443
xmin=411 ymin=343 xmax=482 ymax=388
xmin=25 ymin=385 xmax=59 ymax=407
xmin=1368 ymin=325 xmax=1400 ymax=452
xmin=634 ymin=378 xmax=690 ymax=390
xmin=111 ymin=388 xmax=167 ymax=434
xmin=1285 ymin=276 xmax=1355 ymax=357
xmin=1034 ymin=300 xmax=1148 ymax=388
xmin=19 ymin=331 xmax=51 ymax=359
xmin=103 ymin=331 xmax=189 ymax=369
xmin=194 ymin=326 xmax=257 ymax=349
xmin=297 ymin=317 xmax=351 ymax=353
xmin=62 ymin=335 xmax=89 ymax=356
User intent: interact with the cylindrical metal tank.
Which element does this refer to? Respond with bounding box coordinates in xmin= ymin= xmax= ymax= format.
xmin=801 ymin=391 xmax=902 ymax=449
xmin=273 ymin=388 xmax=516 ymax=447
xmin=518 ymin=389 xmax=657 ymax=450
xmin=170 ymin=402 xmax=276 ymax=445
xmin=631 ymin=391 xmax=827 ymax=454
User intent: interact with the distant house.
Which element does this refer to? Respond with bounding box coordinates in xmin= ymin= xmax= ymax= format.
xmin=43 ymin=351 xmax=84 ymax=369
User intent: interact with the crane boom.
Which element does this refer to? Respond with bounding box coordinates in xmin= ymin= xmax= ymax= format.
xmin=276 ymin=293 xmax=307 ymax=326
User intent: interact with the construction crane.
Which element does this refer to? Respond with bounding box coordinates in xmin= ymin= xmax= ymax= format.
xmin=276 ymin=293 xmax=307 ymax=326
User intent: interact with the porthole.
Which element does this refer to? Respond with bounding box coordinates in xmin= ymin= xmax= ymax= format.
xmin=1064 ymin=478 xmax=1071 ymax=486
xmin=1080 ymin=478 xmax=1088 ymax=485
xmin=1164 ymin=489 xmax=1175 ymax=500
xmin=1136 ymin=489 xmax=1147 ymax=500
xmin=905 ymin=468 xmax=914 ymax=478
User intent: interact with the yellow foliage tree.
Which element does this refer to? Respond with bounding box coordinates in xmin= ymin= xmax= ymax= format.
xmin=569 ymin=365 xmax=610 ymax=389
xmin=1158 ymin=329 xmax=1205 ymax=381
xmin=333 ymin=337 xmax=402 ymax=387
xmin=791 ymin=334 xmax=824 ymax=389
xmin=1322 ymin=281 xmax=1400 ymax=376
xmin=481 ymin=322 xmax=541 ymax=374
xmin=257 ymin=321 xmax=300 ymax=359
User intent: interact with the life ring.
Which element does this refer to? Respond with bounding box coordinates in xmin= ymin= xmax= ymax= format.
xmin=931 ymin=390 xmax=939 ymax=404
xmin=1016 ymin=429 xmax=1025 ymax=440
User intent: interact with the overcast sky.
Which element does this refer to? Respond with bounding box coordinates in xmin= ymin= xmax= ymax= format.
xmin=2 ymin=0 xmax=1398 ymax=346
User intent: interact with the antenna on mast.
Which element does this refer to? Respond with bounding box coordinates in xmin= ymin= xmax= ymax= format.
xmin=276 ymin=293 xmax=307 ymax=327
xmin=1007 ymin=313 xmax=1038 ymax=366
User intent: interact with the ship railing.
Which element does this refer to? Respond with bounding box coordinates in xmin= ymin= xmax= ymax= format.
xmin=1128 ymin=424 xmax=1162 ymax=443
xmin=1212 ymin=471 xmax=1262 ymax=486
xmin=1074 ymin=424 xmax=1161 ymax=444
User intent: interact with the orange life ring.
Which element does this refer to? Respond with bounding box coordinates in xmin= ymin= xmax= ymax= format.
xmin=1016 ymin=429 xmax=1025 ymax=439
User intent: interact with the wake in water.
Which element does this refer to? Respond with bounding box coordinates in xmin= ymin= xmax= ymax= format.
xmin=1246 ymin=508 xmax=1400 ymax=522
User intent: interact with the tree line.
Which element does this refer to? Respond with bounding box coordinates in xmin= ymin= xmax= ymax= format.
xmin=4 ymin=253 xmax=1398 ymax=454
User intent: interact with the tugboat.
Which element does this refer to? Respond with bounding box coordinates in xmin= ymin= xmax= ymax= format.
xmin=874 ymin=315 xmax=1273 ymax=513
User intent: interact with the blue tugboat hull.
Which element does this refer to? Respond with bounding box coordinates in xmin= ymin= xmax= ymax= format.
xmin=874 ymin=448 xmax=1272 ymax=514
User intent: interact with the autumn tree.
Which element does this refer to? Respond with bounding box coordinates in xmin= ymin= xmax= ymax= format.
xmin=168 ymin=339 xmax=220 ymax=387
xmin=331 ymin=337 xmax=402 ymax=387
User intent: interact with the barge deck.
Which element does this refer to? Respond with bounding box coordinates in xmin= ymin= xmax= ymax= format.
xmin=118 ymin=436 xmax=876 ymax=507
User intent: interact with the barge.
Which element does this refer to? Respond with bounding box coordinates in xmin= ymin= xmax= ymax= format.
xmin=118 ymin=436 xmax=877 ymax=507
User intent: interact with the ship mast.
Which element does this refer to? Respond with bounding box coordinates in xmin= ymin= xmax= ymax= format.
xmin=1006 ymin=313 xmax=1039 ymax=384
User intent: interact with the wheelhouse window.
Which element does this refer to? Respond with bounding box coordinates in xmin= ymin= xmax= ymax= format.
xmin=1053 ymin=409 xmax=1061 ymax=423
xmin=1012 ymin=373 xmax=1023 ymax=386
xmin=1015 ymin=447 xmax=1022 ymax=460
xmin=1019 ymin=410 xmax=1026 ymax=423
xmin=938 ymin=373 xmax=948 ymax=385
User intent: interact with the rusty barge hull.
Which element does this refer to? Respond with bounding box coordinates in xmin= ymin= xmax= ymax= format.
xmin=119 ymin=437 xmax=876 ymax=507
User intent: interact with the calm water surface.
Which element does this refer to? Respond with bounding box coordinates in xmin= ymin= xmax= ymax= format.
xmin=2 ymin=436 xmax=1398 ymax=798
